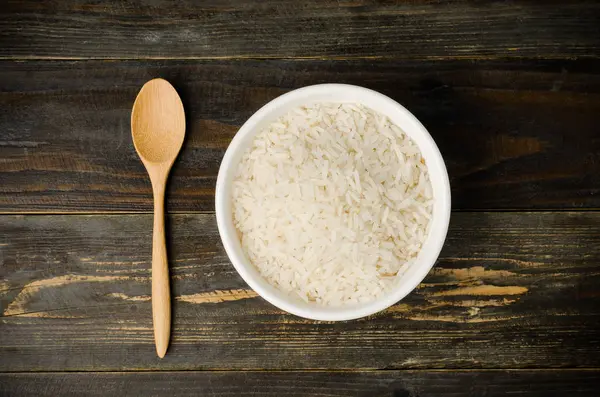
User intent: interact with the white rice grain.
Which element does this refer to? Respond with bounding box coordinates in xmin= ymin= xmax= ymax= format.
xmin=232 ymin=103 xmax=433 ymax=306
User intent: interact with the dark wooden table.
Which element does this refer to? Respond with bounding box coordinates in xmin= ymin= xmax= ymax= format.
xmin=1 ymin=1 xmax=599 ymax=396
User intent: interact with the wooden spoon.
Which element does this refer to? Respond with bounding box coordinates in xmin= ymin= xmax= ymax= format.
xmin=131 ymin=78 xmax=185 ymax=358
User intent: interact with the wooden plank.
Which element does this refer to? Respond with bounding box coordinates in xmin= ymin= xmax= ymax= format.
xmin=1 ymin=370 xmax=598 ymax=397
xmin=1 ymin=212 xmax=599 ymax=371
xmin=1 ymin=1 xmax=599 ymax=60
xmin=1 ymin=59 xmax=599 ymax=213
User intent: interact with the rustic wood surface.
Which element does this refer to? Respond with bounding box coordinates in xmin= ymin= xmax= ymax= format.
xmin=1 ymin=370 xmax=599 ymax=397
xmin=1 ymin=0 xmax=599 ymax=394
xmin=1 ymin=212 xmax=599 ymax=371
xmin=1 ymin=59 xmax=599 ymax=213
xmin=1 ymin=0 xmax=599 ymax=60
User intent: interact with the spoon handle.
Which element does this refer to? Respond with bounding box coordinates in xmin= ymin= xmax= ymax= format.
xmin=152 ymin=182 xmax=170 ymax=358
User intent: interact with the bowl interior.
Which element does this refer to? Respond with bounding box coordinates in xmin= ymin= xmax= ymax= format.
xmin=216 ymin=84 xmax=450 ymax=321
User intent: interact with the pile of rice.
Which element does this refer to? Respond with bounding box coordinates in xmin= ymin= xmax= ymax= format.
xmin=232 ymin=103 xmax=433 ymax=306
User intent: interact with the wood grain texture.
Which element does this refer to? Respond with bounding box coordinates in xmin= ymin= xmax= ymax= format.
xmin=1 ymin=212 xmax=599 ymax=371
xmin=1 ymin=370 xmax=599 ymax=397
xmin=1 ymin=0 xmax=599 ymax=60
xmin=1 ymin=59 xmax=599 ymax=212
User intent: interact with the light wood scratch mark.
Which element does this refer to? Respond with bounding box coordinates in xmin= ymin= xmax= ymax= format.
xmin=436 ymin=298 xmax=517 ymax=307
xmin=0 ymin=280 xmax=10 ymax=292
xmin=2 ymin=274 xmax=146 ymax=316
xmin=5 ymin=311 xmax=86 ymax=319
xmin=433 ymin=266 xmax=516 ymax=279
xmin=407 ymin=313 xmax=525 ymax=323
xmin=107 ymin=292 xmax=151 ymax=302
xmin=431 ymin=285 xmax=528 ymax=297
xmin=106 ymin=289 xmax=259 ymax=304
xmin=176 ymin=289 xmax=258 ymax=304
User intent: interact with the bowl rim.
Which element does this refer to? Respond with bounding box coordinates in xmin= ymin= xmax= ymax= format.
xmin=216 ymin=83 xmax=451 ymax=321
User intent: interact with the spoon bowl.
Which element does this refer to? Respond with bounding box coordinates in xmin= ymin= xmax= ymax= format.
xmin=132 ymin=79 xmax=185 ymax=165
xmin=131 ymin=78 xmax=186 ymax=358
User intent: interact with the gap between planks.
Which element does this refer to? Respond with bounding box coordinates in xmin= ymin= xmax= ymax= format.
xmin=1 ymin=368 xmax=599 ymax=375
xmin=1 ymin=209 xmax=600 ymax=216
xmin=1 ymin=55 xmax=599 ymax=62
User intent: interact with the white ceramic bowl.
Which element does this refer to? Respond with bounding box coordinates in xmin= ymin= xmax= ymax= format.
xmin=216 ymin=84 xmax=451 ymax=321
